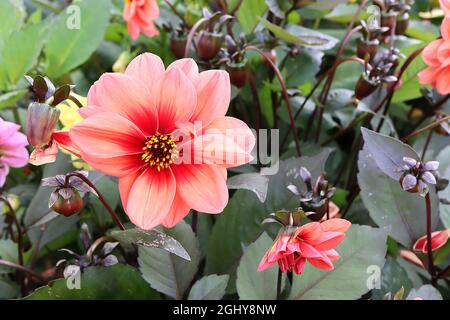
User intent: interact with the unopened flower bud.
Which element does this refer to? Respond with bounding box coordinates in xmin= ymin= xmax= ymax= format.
xmin=50 ymin=189 xmax=84 ymax=217
xmin=196 ymin=31 xmax=223 ymax=61
xmin=170 ymin=35 xmax=187 ymax=59
xmin=113 ymin=51 xmax=133 ymax=73
xmin=226 ymin=61 xmax=249 ymax=88
xmin=26 ymin=102 xmax=60 ymax=148
xmin=355 ymin=75 xmax=379 ymax=100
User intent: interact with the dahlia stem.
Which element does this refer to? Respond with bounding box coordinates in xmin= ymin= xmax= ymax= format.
xmin=425 ymin=193 xmax=437 ymax=286
xmin=421 ymin=130 xmax=433 ymax=161
xmin=276 ymin=267 xmax=282 ymax=300
xmin=0 ymin=259 xmax=44 ymax=282
xmin=64 ymin=173 xmax=125 ymax=231
xmin=163 ymin=0 xmax=186 ymax=24
xmin=184 ymin=17 xmax=208 ymax=58
xmin=402 ymin=115 xmax=450 ymax=142
xmin=246 ymin=46 xmax=301 ymax=157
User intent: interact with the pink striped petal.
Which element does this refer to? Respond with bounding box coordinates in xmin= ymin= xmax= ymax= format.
xmin=126 ymin=168 xmax=176 ymax=230
xmin=171 ymin=164 xmax=228 ymax=213
xmin=125 ymin=53 xmax=165 ymax=91
xmin=167 ymin=58 xmax=199 ymax=80
xmin=190 ymin=70 xmax=231 ymax=126
xmin=161 ymin=193 xmax=191 ymax=228
xmin=87 ymin=73 xmax=158 ymax=135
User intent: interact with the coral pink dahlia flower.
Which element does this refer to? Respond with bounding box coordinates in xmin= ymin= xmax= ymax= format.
xmin=123 ymin=0 xmax=159 ymax=40
xmin=418 ymin=16 xmax=450 ymax=95
xmin=67 ymin=53 xmax=255 ymax=230
xmin=440 ymin=0 xmax=450 ymax=15
xmin=0 ymin=117 xmax=28 ymax=187
xmin=258 ymin=219 xmax=351 ymax=274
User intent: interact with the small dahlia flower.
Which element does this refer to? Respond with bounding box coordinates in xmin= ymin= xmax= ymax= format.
xmin=66 ymin=53 xmax=255 ymax=230
xmin=0 ymin=117 xmax=28 ymax=187
xmin=123 ymin=0 xmax=160 ymax=40
xmin=399 ymin=157 xmax=439 ymax=196
xmin=413 ymin=229 xmax=450 ymax=254
xmin=418 ymin=16 xmax=450 ymax=95
xmin=258 ymin=219 xmax=351 ymax=274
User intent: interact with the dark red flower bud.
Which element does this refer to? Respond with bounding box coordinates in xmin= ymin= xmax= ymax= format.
xmin=170 ymin=35 xmax=187 ymax=59
xmin=356 ymin=38 xmax=379 ymax=60
xmin=226 ymin=62 xmax=249 ymax=88
xmin=51 ymin=189 xmax=84 ymax=217
xmin=396 ymin=12 xmax=409 ymax=36
xmin=196 ymin=31 xmax=223 ymax=61
xmin=354 ymin=75 xmax=379 ymax=100
xmin=262 ymin=49 xmax=277 ymax=67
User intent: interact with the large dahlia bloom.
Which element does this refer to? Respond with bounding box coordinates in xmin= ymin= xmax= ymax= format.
xmin=258 ymin=219 xmax=351 ymax=274
xmin=123 ymin=0 xmax=159 ymax=40
xmin=0 ymin=117 xmax=28 ymax=187
xmin=441 ymin=0 xmax=450 ymax=15
xmin=418 ymin=16 xmax=450 ymax=95
xmin=67 ymin=53 xmax=255 ymax=230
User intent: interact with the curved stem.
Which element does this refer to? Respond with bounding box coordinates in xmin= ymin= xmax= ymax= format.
xmin=86 ymin=236 xmax=116 ymax=262
xmin=64 ymin=173 xmax=125 ymax=231
xmin=67 ymin=95 xmax=84 ymax=108
xmin=0 ymin=259 xmax=44 ymax=282
xmin=425 ymin=193 xmax=437 ymax=286
xmin=246 ymin=46 xmax=301 ymax=156
xmin=402 ymin=115 xmax=450 ymax=141
xmin=184 ymin=17 xmax=208 ymax=58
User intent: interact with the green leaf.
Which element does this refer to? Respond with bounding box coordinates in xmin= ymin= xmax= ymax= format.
xmin=138 ymin=220 xmax=200 ymax=299
xmin=89 ymin=175 xmax=119 ymax=227
xmin=236 ymin=232 xmax=284 ymax=300
xmin=360 ymin=128 xmax=419 ymax=180
xmin=1 ymin=21 xmax=48 ymax=85
xmin=111 ymin=228 xmax=190 ymax=260
xmin=358 ymin=146 xmax=440 ymax=247
xmin=325 ymin=4 xmax=368 ymax=23
xmin=406 ymin=20 xmax=440 ymax=42
xmin=237 ymin=0 xmax=268 ymax=34
xmin=188 ymin=274 xmax=229 ymax=300
xmin=261 ymin=20 xmax=338 ymax=50
xmin=25 ymin=265 xmax=159 ymax=299
xmin=227 ymin=172 xmax=269 ymax=203
xmin=0 ymin=0 xmax=25 ymax=41
xmin=44 ymin=0 xmax=112 ymax=78
xmin=406 ymin=285 xmax=443 ymax=300
xmin=0 ymin=89 xmax=27 ymax=110
xmin=288 ymin=225 xmax=388 ymax=300
xmin=371 ymin=256 xmax=413 ymax=300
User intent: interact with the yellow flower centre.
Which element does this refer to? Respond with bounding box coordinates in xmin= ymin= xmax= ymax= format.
xmin=141 ymin=134 xmax=177 ymax=172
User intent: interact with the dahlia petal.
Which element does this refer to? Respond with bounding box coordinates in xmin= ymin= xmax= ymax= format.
xmin=52 ymin=131 xmax=82 ymax=158
xmin=299 ymin=242 xmax=323 ymax=259
xmin=125 ymin=53 xmax=165 ymax=89
xmin=441 ymin=0 xmax=450 ymax=14
xmin=441 ymin=16 xmax=450 ymax=41
xmin=0 ymin=165 xmax=9 ymax=187
xmin=171 ymin=164 xmax=228 ymax=213
xmin=29 ymin=143 xmax=58 ymax=166
xmin=293 ymin=257 xmax=306 ymax=275
xmin=161 ymin=193 xmax=191 ymax=228
xmin=70 ymin=112 xmax=145 ymax=158
xmin=0 ymin=119 xmax=21 ymax=144
xmin=118 ymin=170 xmax=142 ymax=210
xmin=1 ymin=146 xmax=29 ymax=168
xmin=312 ymin=231 xmax=346 ymax=251
xmin=190 ymin=70 xmax=231 ymax=126
xmin=167 ymin=58 xmax=199 ymax=80
xmin=436 ymin=66 xmax=450 ymax=95
xmin=308 ymin=254 xmax=334 ymax=270
xmin=257 ymin=254 xmax=275 ymax=272
xmin=154 ymin=67 xmax=197 ymax=133
xmin=418 ymin=67 xmax=440 ymax=86
xmin=294 ymin=222 xmax=322 ymax=242
xmin=323 ymin=249 xmax=340 ymax=262
xmin=437 ymin=40 xmax=450 ymax=66
xmin=423 ymin=39 xmax=444 ymax=66
xmin=126 ymin=168 xmax=176 ymax=230
xmin=320 ymin=218 xmax=351 ymax=233
xmin=78 ymin=105 xmax=103 ymax=119
xmin=87 ymin=73 xmax=158 ymax=135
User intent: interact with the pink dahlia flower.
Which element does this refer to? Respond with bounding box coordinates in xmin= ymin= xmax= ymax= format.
xmin=0 ymin=117 xmax=29 ymax=186
xmin=123 ymin=0 xmax=159 ymax=40
xmin=258 ymin=219 xmax=351 ymax=274
xmin=418 ymin=16 xmax=450 ymax=95
xmin=66 ymin=53 xmax=255 ymax=230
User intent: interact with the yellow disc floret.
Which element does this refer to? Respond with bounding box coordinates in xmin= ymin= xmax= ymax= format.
xmin=141 ymin=134 xmax=177 ymax=171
